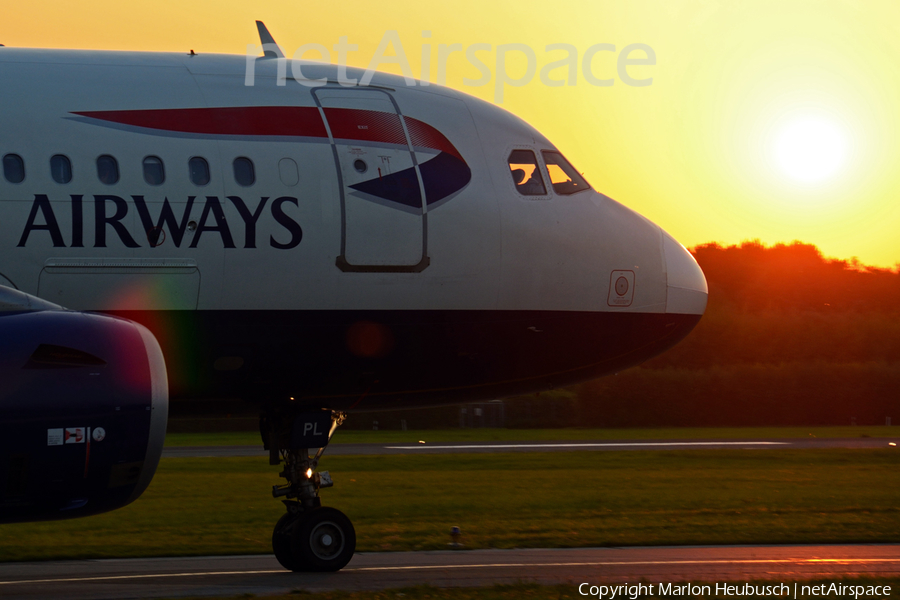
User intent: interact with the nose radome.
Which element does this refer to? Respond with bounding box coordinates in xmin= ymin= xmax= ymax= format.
xmin=662 ymin=232 xmax=708 ymax=315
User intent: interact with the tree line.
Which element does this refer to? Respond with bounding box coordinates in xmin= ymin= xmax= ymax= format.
xmin=570 ymin=241 xmax=900 ymax=427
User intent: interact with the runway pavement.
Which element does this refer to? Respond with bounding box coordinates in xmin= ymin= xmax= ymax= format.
xmin=163 ymin=437 xmax=900 ymax=457
xmin=1 ymin=545 xmax=898 ymax=600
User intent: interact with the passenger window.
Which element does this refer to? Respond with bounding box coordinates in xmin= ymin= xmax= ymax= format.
xmin=189 ymin=157 xmax=210 ymax=186
xmin=507 ymin=149 xmax=546 ymax=196
xmin=278 ymin=158 xmax=299 ymax=186
xmin=97 ymin=155 xmax=119 ymax=185
xmin=541 ymin=150 xmax=591 ymax=195
xmin=233 ymin=157 xmax=255 ymax=186
xmin=143 ymin=156 xmax=165 ymax=185
xmin=3 ymin=154 xmax=25 ymax=183
xmin=50 ymin=155 xmax=72 ymax=184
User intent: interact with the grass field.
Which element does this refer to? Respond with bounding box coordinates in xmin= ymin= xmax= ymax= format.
xmin=164 ymin=426 xmax=900 ymax=447
xmin=1 ymin=447 xmax=898 ymax=562
xmin=159 ymin=579 xmax=900 ymax=600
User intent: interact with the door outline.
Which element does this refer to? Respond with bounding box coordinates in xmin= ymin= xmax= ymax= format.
xmin=312 ymin=87 xmax=430 ymax=273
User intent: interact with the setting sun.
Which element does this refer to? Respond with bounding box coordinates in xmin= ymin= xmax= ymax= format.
xmin=772 ymin=115 xmax=849 ymax=185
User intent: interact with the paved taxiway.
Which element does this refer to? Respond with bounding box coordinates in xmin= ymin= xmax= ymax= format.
xmin=1 ymin=545 xmax=898 ymax=600
xmin=163 ymin=437 xmax=900 ymax=457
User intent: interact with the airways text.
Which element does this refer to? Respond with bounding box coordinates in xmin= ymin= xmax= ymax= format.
xmin=16 ymin=194 xmax=303 ymax=250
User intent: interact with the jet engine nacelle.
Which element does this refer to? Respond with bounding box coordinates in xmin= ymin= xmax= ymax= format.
xmin=0 ymin=286 xmax=168 ymax=523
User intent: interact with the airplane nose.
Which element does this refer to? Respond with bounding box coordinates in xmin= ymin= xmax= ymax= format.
xmin=662 ymin=232 xmax=708 ymax=315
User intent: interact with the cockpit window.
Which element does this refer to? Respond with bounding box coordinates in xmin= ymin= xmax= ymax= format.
xmin=507 ymin=149 xmax=546 ymax=196
xmin=541 ymin=150 xmax=591 ymax=195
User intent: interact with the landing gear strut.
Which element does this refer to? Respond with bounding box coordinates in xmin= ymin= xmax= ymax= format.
xmin=265 ymin=409 xmax=355 ymax=572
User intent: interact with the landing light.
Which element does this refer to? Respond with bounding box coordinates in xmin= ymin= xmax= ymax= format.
xmin=306 ymin=468 xmax=313 ymax=478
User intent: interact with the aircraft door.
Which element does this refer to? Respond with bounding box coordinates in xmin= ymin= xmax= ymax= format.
xmin=313 ymin=88 xmax=429 ymax=272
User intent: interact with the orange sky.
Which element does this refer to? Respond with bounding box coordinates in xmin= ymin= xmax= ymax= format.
xmin=4 ymin=1 xmax=900 ymax=267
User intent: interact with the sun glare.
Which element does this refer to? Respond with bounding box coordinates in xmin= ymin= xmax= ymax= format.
xmin=772 ymin=115 xmax=849 ymax=185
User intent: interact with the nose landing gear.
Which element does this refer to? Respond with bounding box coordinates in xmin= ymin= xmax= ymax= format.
xmin=265 ymin=409 xmax=355 ymax=572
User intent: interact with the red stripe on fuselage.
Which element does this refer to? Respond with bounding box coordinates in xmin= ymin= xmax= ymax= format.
xmin=74 ymin=107 xmax=329 ymax=138
xmin=73 ymin=107 xmax=462 ymax=160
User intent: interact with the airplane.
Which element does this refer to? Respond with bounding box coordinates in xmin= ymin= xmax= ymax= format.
xmin=0 ymin=23 xmax=707 ymax=572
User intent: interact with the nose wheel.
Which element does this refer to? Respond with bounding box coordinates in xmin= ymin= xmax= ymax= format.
xmin=273 ymin=506 xmax=356 ymax=571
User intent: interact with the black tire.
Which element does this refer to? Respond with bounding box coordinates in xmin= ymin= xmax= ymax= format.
xmin=290 ymin=507 xmax=356 ymax=572
xmin=272 ymin=512 xmax=305 ymax=571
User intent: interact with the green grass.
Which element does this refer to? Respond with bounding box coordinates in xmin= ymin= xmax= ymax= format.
xmin=2 ymin=448 xmax=899 ymax=562
xmin=164 ymin=579 xmax=900 ymax=600
xmin=164 ymin=426 xmax=900 ymax=447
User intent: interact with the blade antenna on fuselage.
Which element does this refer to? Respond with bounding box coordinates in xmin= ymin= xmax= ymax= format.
xmin=256 ymin=21 xmax=285 ymax=58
